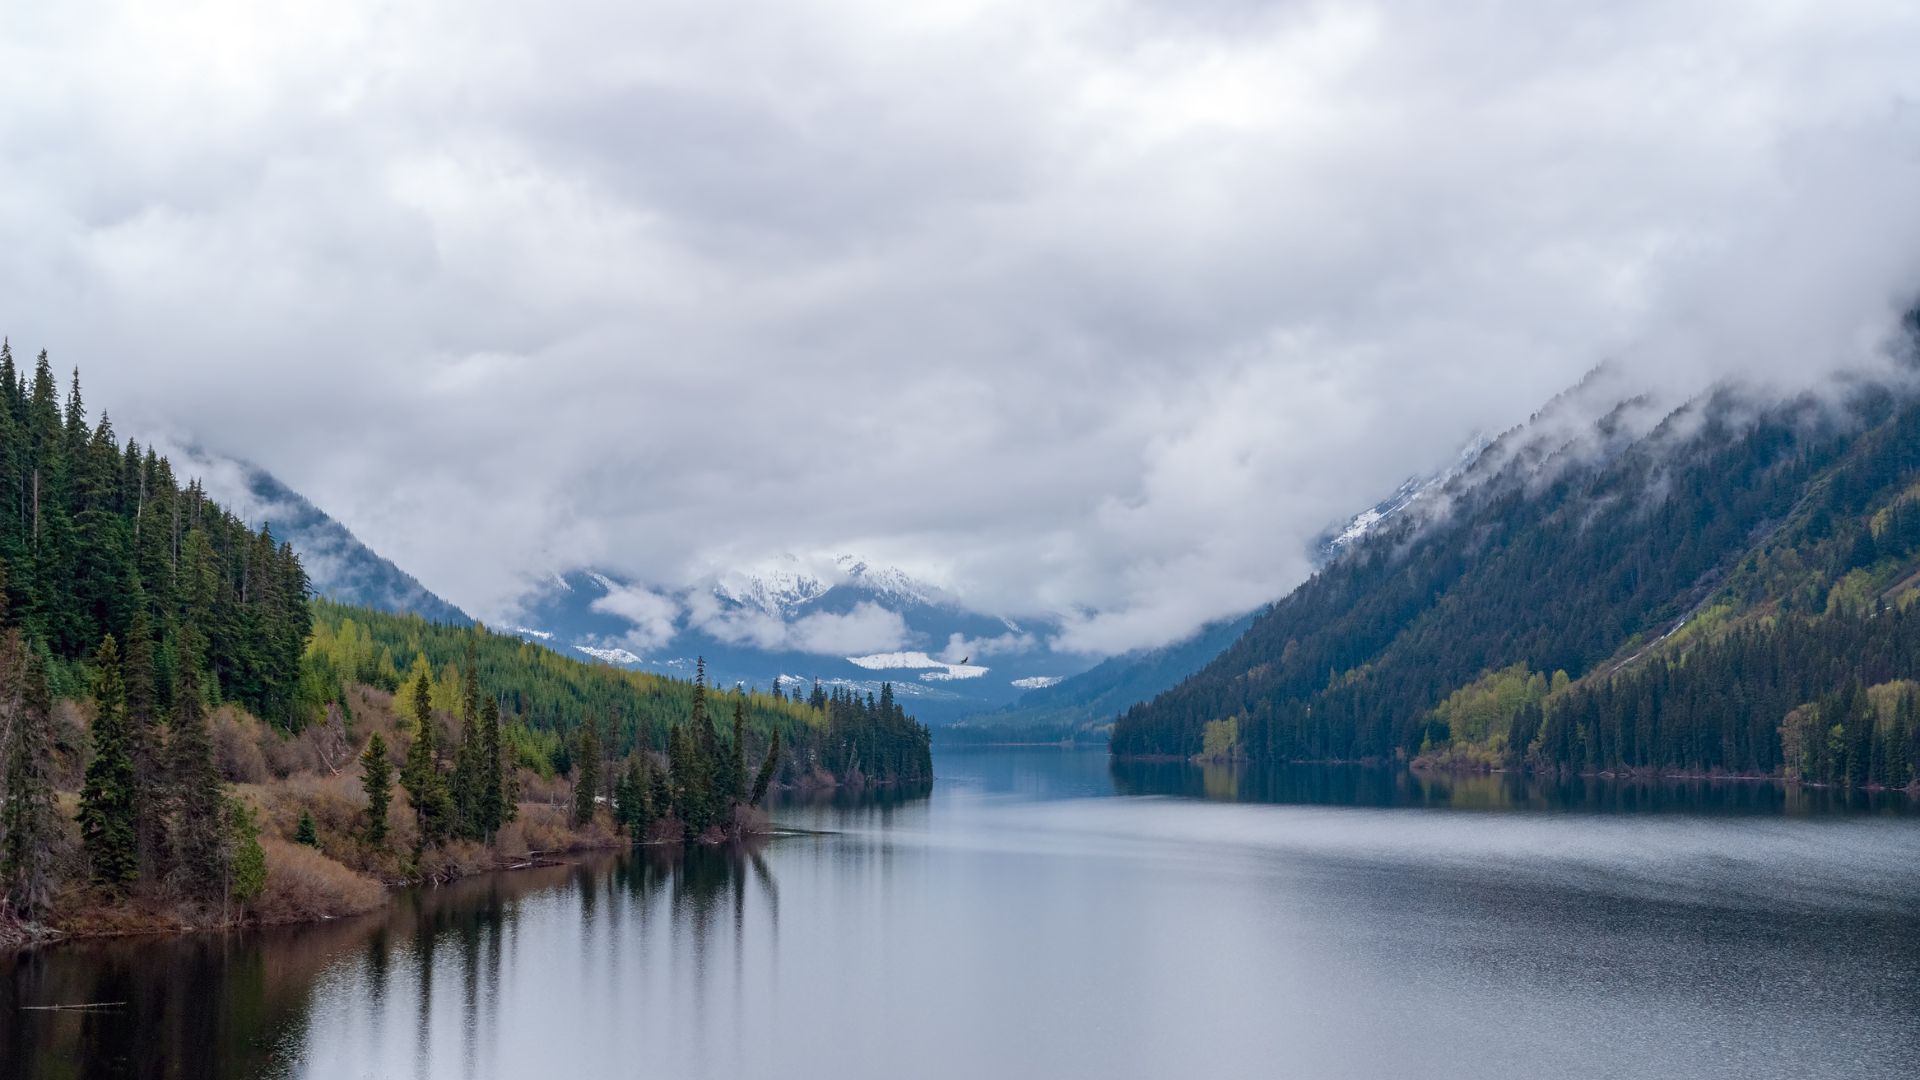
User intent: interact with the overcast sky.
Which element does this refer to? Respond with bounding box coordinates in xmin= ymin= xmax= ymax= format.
xmin=5 ymin=0 xmax=1920 ymax=656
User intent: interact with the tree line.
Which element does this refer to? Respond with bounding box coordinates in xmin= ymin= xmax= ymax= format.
xmin=0 ymin=344 xmax=311 ymax=722
xmin=306 ymin=601 xmax=932 ymax=789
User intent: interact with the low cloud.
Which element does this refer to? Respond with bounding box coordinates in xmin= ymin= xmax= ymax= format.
xmin=588 ymin=581 xmax=681 ymax=652
xmin=8 ymin=1 xmax=1920 ymax=655
xmin=686 ymin=592 xmax=911 ymax=656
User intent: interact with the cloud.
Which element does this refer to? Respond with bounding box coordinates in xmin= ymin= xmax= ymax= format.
xmin=940 ymin=630 xmax=1037 ymax=663
xmin=587 ymin=581 xmax=681 ymax=652
xmin=687 ymin=592 xmax=911 ymax=656
xmin=7 ymin=1 xmax=1920 ymax=655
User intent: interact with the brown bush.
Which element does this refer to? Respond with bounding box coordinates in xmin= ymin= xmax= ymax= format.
xmin=415 ymin=840 xmax=497 ymax=884
xmin=212 ymin=706 xmax=270 ymax=783
xmin=51 ymin=700 xmax=88 ymax=791
xmin=252 ymin=836 xmax=384 ymax=923
xmin=514 ymin=767 xmax=570 ymax=808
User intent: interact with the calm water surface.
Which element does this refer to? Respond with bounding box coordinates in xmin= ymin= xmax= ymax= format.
xmin=6 ymin=749 xmax=1920 ymax=1078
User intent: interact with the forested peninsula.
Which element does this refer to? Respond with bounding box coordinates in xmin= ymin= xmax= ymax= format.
xmin=0 ymin=347 xmax=931 ymax=948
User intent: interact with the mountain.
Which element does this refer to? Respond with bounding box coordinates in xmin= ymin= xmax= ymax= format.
xmin=1115 ymin=347 xmax=1920 ymax=787
xmin=165 ymin=447 xmax=471 ymax=625
xmin=505 ymin=557 xmax=1096 ymax=725
xmin=951 ymin=612 xmax=1258 ymax=741
xmin=954 ymin=436 xmax=1489 ymax=740
xmin=1315 ymin=434 xmax=1490 ymax=558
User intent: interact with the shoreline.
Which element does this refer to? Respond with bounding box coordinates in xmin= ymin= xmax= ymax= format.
xmin=2 ymin=784 xmax=884 ymax=954
xmin=1109 ymin=750 xmax=1920 ymax=794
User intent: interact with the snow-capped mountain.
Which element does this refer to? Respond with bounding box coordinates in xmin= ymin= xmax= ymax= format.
xmin=505 ymin=561 xmax=1091 ymax=724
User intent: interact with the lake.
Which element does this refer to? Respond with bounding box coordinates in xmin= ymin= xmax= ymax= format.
xmin=6 ymin=748 xmax=1920 ymax=1078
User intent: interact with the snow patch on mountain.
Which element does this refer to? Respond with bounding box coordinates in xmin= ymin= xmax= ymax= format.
xmin=848 ymin=651 xmax=989 ymax=680
xmin=1323 ymin=434 xmax=1490 ymax=555
xmin=573 ymin=644 xmax=643 ymax=665
xmin=514 ymin=626 xmax=554 ymax=641
xmin=1011 ymin=675 xmax=1065 ymax=690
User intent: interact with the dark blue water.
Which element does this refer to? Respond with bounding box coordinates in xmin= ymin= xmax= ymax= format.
xmin=6 ymin=749 xmax=1919 ymax=1078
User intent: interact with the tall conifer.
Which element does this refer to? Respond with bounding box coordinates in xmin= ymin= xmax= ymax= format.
xmin=79 ymin=635 xmax=139 ymax=889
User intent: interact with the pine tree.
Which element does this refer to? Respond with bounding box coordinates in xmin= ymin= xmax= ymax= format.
xmin=361 ymin=732 xmax=392 ymax=846
xmin=122 ymin=603 xmax=168 ymax=878
xmin=400 ymin=667 xmax=452 ymax=846
xmin=223 ymin=797 xmax=266 ymax=912
xmin=167 ymin=623 xmax=228 ymax=901
xmin=79 ymin=635 xmax=139 ymax=890
xmin=572 ymin=714 xmax=602 ymax=828
xmin=294 ymin=810 xmax=319 ymax=848
xmin=478 ymin=695 xmax=507 ymax=839
xmin=616 ymin=755 xmax=653 ymax=838
xmin=726 ymin=693 xmax=748 ymax=807
xmin=750 ymin=730 xmax=782 ymax=805
xmin=0 ymin=629 xmax=57 ymax=919
xmin=451 ymin=650 xmax=484 ymax=839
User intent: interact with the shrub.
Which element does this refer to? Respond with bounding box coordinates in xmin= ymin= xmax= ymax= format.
xmin=253 ymin=836 xmax=384 ymax=923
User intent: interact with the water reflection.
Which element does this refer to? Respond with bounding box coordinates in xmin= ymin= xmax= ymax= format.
xmin=6 ymin=751 xmax=1920 ymax=1080
xmin=1110 ymin=757 xmax=1920 ymax=814
xmin=0 ymin=845 xmax=780 ymax=1080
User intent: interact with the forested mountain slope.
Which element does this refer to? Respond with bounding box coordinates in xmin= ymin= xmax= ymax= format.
xmin=306 ymin=601 xmax=932 ymax=788
xmin=170 ymin=447 xmax=471 ymax=625
xmin=1114 ymin=352 xmax=1920 ymax=787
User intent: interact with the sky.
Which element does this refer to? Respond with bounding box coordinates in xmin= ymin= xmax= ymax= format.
xmin=4 ymin=0 xmax=1920 ymax=657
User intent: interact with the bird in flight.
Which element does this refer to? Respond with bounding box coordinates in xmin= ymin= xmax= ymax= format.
xmin=957 ymin=656 xmax=970 ymax=665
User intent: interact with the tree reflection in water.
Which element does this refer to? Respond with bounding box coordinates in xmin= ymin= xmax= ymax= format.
xmin=0 ymin=843 xmax=781 ymax=1080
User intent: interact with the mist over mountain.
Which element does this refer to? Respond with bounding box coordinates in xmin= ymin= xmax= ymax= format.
xmin=504 ymin=560 xmax=1096 ymax=725
xmin=1117 ymin=334 xmax=1920 ymax=778
xmin=161 ymin=445 xmax=471 ymax=626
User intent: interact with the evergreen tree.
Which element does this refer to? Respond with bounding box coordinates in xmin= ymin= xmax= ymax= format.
xmin=451 ymin=650 xmax=484 ymax=839
xmin=79 ymin=634 xmax=139 ymax=890
xmin=167 ymin=624 xmax=228 ymax=901
xmin=294 ymin=810 xmax=319 ymax=848
xmin=724 ymin=693 xmax=748 ymax=806
xmin=648 ymin=755 xmax=674 ymax=831
xmin=616 ymin=755 xmax=654 ymax=838
xmin=223 ymin=797 xmax=267 ymax=912
xmin=0 ymin=629 xmax=57 ymax=919
xmin=750 ymin=730 xmax=782 ymax=805
xmin=478 ymin=695 xmax=508 ymax=838
xmin=400 ymin=666 xmax=452 ymax=846
xmin=361 ymin=731 xmax=392 ymax=846
xmin=122 ymin=603 xmax=168 ymax=878
xmin=572 ymin=713 xmax=602 ymax=828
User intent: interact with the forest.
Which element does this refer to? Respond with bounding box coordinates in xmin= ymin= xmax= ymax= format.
xmin=0 ymin=352 xmax=930 ymax=940
xmin=1115 ymin=366 xmax=1920 ymax=789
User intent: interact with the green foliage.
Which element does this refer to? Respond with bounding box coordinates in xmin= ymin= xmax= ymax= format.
xmin=572 ymin=712 xmax=602 ymax=828
xmin=1200 ymin=717 xmax=1240 ymax=760
xmin=614 ymin=754 xmax=655 ymax=837
xmin=0 ymin=352 xmax=312 ymax=725
xmin=79 ymin=635 xmax=139 ymax=889
xmin=1427 ymin=664 xmax=1552 ymax=751
xmin=399 ymin=666 xmax=453 ymax=847
xmin=360 ymin=731 xmax=392 ymax=846
xmin=304 ymin=600 xmax=931 ymax=787
xmin=749 ymin=731 xmax=781 ymax=806
xmin=168 ymin=624 xmax=232 ymax=901
xmin=0 ymin=628 xmax=57 ymax=918
xmin=225 ymin=798 xmax=267 ymax=905
xmin=294 ymin=810 xmax=319 ymax=848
